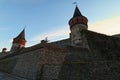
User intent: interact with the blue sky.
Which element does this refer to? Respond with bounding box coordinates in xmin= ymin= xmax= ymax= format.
xmin=0 ymin=0 xmax=120 ymax=51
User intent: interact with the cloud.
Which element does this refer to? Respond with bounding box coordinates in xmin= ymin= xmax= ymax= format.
xmin=26 ymin=25 xmax=70 ymax=47
xmin=89 ymin=15 xmax=120 ymax=35
xmin=31 ymin=25 xmax=70 ymax=42
xmin=26 ymin=15 xmax=120 ymax=47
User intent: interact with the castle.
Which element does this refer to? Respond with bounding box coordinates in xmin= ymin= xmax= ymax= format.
xmin=0 ymin=5 xmax=120 ymax=80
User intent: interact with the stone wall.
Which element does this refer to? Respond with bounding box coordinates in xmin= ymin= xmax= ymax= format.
xmin=0 ymin=48 xmax=43 ymax=80
xmin=0 ymin=43 xmax=68 ymax=80
xmin=0 ymin=57 xmax=18 ymax=73
xmin=0 ymin=31 xmax=120 ymax=80
xmin=39 ymin=64 xmax=61 ymax=80
xmin=58 ymin=47 xmax=91 ymax=80
xmin=0 ymin=72 xmax=27 ymax=80
xmin=58 ymin=45 xmax=120 ymax=80
xmin=36 ymin=43 xmax=68 ymax=80
xmin=11 ymin=49 xmax=42 ymax=80
xmin=51 ymin=38 xmax=70 ymax=47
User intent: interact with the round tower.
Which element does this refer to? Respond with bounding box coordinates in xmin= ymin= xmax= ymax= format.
xmin=10 ymin=29 xmax=26 ymax=52
xmin=69 ymin=6 xmax=88 ymax=47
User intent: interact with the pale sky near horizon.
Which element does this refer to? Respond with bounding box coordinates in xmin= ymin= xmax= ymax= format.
xmin=0 ymin=0 xmax=120 ymax=51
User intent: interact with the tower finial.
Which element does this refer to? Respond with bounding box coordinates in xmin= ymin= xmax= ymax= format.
xmin=73 ymin=2 xmax=77 ymax=5
xmin=73 ymin=1 xmax=78 ymax=6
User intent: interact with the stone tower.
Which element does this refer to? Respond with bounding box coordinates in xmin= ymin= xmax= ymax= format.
xmin=10 ymin=29 xmax=26 ymax=52
xmin=69 ymin=6 xmax=88 ymax=48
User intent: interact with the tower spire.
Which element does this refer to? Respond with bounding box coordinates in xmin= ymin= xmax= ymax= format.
xmin=69 ymin=5 xmax=88 ymax=29
xmin=10 ymin=28 xmax=26 ymax=52
xmin=73 ymin=5 xmax=82 ymax=17
xmin=14 ymin=28 xmax=26 ymax=40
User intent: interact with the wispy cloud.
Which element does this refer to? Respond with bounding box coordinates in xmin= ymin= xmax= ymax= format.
xmin=31 ymin=25 xmax=70 ymax=42
xmin=26 ymin=15 xmax=120 ymax=47
xmin=89 ymin=15 xmax=120 ymax=35
xmin=26 ymin=25 xmax=70 ymax=47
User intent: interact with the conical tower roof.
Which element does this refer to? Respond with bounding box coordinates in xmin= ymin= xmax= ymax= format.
xmin=14 ymin=29 xmax=26 ymax=40
xmin=69 ymin=5 xmax=88 ymax=28
xmin=73 ymin=6 xmax=82 ymax=17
